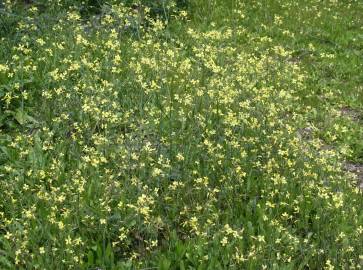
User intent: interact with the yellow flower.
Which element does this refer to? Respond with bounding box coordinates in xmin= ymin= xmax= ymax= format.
xmin=176 ymin=153 xmax=184 ymax=161
xmin=0 ymin=64 xmax=9 ymax=72
xmin=221 ymin=237 xmax=228 ymax=246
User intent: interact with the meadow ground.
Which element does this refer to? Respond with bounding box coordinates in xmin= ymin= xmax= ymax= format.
xmin=0 ymin=0 xmax=362 ymax=269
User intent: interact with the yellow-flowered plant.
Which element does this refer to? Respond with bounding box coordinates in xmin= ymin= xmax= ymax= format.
xmin=0 ymin=0 xmax=362 ymax=269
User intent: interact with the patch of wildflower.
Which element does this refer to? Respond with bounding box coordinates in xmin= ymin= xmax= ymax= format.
xmin=0 ymin=1 xmax=362 ymax=269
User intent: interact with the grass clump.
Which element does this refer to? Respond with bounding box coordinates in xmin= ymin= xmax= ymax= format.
xmin=0 ymin=0 xmax=362 ymax=269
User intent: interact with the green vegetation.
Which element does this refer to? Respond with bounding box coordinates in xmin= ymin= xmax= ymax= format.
xmin=0 ymin=0 xmax=362 ymax=269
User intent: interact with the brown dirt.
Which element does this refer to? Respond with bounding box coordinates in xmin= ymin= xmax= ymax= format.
xmin=344 ymin=162 xmax=363 ymax=190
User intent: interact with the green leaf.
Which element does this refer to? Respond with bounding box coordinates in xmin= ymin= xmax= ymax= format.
xmin=158 ymin=256 xmax=171 ymax=270
xmin=179 ymin=260 xmax=185 ymax=270
xmin=14 ymin=109 xmax=26 ymax=125
xmin=87 ymin=250 xmax=94 ymax=265
xmin=13 ymin=109 xmax=38 ymax=126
